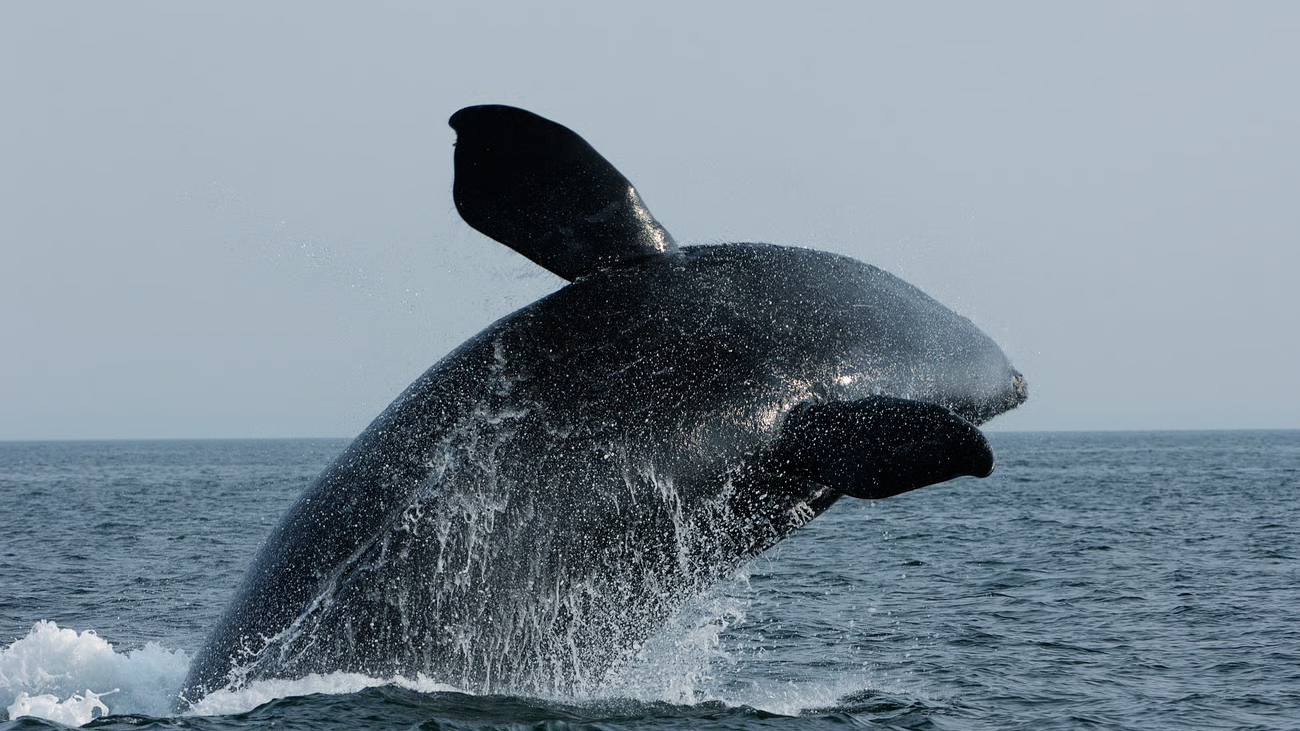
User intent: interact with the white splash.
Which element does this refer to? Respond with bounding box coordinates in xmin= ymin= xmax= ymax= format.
xmin=0 ymin=623 xmax=467 ymax=722
xmin=0 ymin=621 xmax=189 ymax=725
xmin=186 ymin=671 xmax=462 ymax=717
xmin=0 ymin=612 xmax=882 ymax=725
xmin=600 ymin=574 xmax=751 ymax=706
xmin=596 ymin=573 xmax=882 ymax=717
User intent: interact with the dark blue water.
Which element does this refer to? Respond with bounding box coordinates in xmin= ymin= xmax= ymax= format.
xmin=2 ymin=432 xmax=1298 ymax=730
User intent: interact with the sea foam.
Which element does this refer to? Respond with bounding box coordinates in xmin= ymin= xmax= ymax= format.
xmin=187 ymin=672 xmax=463 ymax=716
xmin=1 ymin=606 xmax=863 ymax=725
xmin=0 ymin=621 xmax=188 ymax=725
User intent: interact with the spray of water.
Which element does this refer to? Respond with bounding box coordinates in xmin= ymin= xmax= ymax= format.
xmin=0 ymin=621 xmax=188 ymax=724
xmin=3 ymin=574 xmax=880 ymax=726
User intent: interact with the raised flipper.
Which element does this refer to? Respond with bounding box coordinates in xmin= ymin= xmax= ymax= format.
xmin=772 ymin=396 xmax=995 ymax=499
xmin=449 ymin=105 xmax=677 ymax=281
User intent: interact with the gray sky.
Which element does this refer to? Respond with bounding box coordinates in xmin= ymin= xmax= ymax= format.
xmin=2 ymin=2 xmax=1297 ymax=439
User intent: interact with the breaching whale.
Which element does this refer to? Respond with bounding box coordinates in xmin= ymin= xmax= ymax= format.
xmin=179 ymin=105 xmax=1027 ymax=705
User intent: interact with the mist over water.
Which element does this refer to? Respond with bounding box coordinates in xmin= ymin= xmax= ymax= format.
xmin=2 ymin=432 xmax=1298 ymax=730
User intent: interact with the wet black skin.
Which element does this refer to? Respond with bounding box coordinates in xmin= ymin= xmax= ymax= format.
xmin=179 ymin=106 xmax=1027 ymax=705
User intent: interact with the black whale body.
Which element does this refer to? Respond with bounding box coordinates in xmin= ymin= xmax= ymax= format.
xmin=180 ymin=106 xmax=1027 ymax=704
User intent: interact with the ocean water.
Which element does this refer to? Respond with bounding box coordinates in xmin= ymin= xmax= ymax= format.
xmin=1 ymin=431 xmax=1297 ymax=730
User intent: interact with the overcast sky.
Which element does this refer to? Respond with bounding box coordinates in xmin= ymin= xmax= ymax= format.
xmin=2 ymin=2 xmax=1297 ymax=439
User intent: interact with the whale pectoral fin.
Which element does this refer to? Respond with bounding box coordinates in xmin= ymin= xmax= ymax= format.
xmin=772 ymin=396 xmax=995 ymax=499
xmin=449 ymin=105 xmax=677 ymax=282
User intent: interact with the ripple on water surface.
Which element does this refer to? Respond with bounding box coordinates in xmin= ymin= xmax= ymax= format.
xmin=1 ymin=432 xmax=1298 ymax=730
